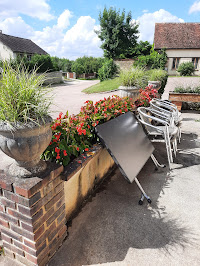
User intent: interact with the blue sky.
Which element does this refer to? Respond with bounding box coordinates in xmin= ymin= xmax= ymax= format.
xmin=0 ymin=0 xmax=200 ymax=59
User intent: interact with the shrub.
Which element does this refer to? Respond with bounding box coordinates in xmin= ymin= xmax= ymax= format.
xmin=42 ymin=96 xmax=135 ymax=166
xmin=134 ymin=47 xmax=167 ymax=70
xmin=177 ymin=62 xmax=195 ymax=76
xmin=120 ymin=67 xmax=148 ymax=88
xmin=147 ymin=69 xmax=168 ymax=94
xmin=135 ymin=85 xmax=159 ymax=107
xmin=98 ymin=59 xmax=118 ymax=81
xmin=174 ymin=86 xmax=200 ymax=93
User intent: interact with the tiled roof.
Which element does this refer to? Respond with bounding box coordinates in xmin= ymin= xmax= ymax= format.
xmin=0 ymin=32 xmax=47 ymax=55
xmin=154 ymin=23 xmax=200 ymax=50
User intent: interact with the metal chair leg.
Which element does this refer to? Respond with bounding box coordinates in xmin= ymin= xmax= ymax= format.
xmin=134 ymin=177 xmax=152 ymax=205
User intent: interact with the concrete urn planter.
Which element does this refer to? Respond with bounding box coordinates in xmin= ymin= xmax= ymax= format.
xmin=0 ymin=116 xmax=52 ymax=177
xmin=148 ymin=81 xmax=161 ymax=90
xmin=119 ymin=86 xmax=140 ymax=101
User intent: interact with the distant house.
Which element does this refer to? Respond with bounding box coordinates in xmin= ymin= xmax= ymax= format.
xmin=0 ymin=30 xmax=47 ymax=61
xmin=154 ymin=23 xmax=200 ymax=75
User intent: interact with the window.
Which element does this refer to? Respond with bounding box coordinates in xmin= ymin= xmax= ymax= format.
xmin=172 ymin=58 xmax=180 ymax=70
xmin=192 ymin=58 xmax=199 ymax=69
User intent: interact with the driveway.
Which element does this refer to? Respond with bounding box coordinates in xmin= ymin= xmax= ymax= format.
xmin=49 ymin=79 xmax=121 ymax=118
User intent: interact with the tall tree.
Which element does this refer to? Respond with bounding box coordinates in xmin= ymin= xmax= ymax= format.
xmin=96 ymin=7 xmax=139 ymax=58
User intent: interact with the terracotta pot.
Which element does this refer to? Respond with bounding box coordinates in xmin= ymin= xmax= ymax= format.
xmin=0 ymin=116 xmax=52 ymax=177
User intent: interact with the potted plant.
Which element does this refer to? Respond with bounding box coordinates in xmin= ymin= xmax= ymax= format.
xmin=119 ymin=67 xmax=148 ymax=101
xmin=0 ymin=62 xmax=52 ymax=178
xmin=147 ymin=69 xmax=168 ymax=94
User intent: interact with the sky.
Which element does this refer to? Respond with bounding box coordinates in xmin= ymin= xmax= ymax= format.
xmin=0 ymin=0 xmax=200 ymax=60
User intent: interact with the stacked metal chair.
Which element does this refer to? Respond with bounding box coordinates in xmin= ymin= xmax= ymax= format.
xmin=137 ymin=106 xmax=179 ymax=169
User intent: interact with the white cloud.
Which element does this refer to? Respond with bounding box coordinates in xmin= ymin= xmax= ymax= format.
xmin=0 ymin=17 xmax=34 ymax=38
xmin=0 ymin=0 xmax=54 ymax=21
xmin=189 ymin=1 xmax=200 ymax=14
xmin=31 ymin=13 xmax=102 ymax=59
xmin=57 ymin=10 xmax=72 ymax=30
xmin=136 ymin=9 xmax=184 ymax=43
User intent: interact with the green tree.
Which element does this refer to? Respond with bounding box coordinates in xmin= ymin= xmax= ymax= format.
xmin=177 ymin=62 xmax=195 ymax=76
xmin=131 ymin=41 xmax=152 ymax=57
xmin=96 ymin=7 xmax=139 ymax=58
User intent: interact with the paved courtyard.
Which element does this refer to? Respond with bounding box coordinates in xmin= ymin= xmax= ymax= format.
xmin=0 ymin=78 xmax=200 ymax=266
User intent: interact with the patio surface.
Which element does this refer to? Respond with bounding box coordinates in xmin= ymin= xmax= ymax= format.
xmin=0 ymin=79 xmax=200 ymax=265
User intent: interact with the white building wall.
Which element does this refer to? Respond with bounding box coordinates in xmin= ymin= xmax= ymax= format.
xmin=0 ymin=41 xmax=14 ymax=61
xmin=166 ymin=49 xmax=200 ymax=75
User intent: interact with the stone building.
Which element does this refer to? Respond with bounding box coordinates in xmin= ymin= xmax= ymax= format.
xmin=154 ymin=23 xmax=200 ymax=75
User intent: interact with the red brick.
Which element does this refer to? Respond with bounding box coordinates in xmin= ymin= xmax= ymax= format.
xmin=3 ymin=190 xmax=29 ymax=207
xmin=3 ymin=241 xmax=25 ymax=257
xmin=0 ymin=204 xmax=4 ymax=212
xmin=21 ymin=222 xmax=34 ymax=233
xmin=34 ymin=224 xmax=45 ymax=241
xmin=0 ymin=211 xmax=19 ymax=225
xmin=7 ymin=208 xmax=32 ymax=224
xmin=35 ymin=240 xmax=47 ymax=257
xmin=14 ymin=240 xmax=37 ymax=257
xmin=24 ymin=239 xmax=36 ymax=250
xmin=55 ymin=195 xmax=65 ymax=210
xmin=29 ymin=191 xmax=42 ymax=207
xmin=15 ymin=253 xmax=36 ymax=266
xmin=0 ymin=218 xmax=9 ymax=228
xmin=46 ymin=204 xmax=65 ymax=227
xmin=54 ymin=182 xmax=64 ymax=195
xmin=1 ymin=228 xmax=22 ymax=242
xmin=35 ymin=222 xmax=55 ymax=249
xmin=47 ymin=227 xmax=58 ymax=242
xmin=18 ymin=205 xmax=31 ymax=216
xmin=32 ymin=208 xmax=44 ymax=225
xmin=43 ymin=181 xmax=54 ymax=196
xmin=57 ymin=210 xmax=66 ymax=225
xmin=44 ymin=190 xmax=64 ymax=211
xmin=52 ymin=176 xmax=63 ymax=189
xmin=10 ymin=224 xmax=34 ymax=241
xmin=26 ymin=253 xmax=38 ymax=264
xmin=3 ymin=247 xmax=15 ymax=259
xmin=1 ymin=198 xmax=16 ymax=209
xmin=14 ymin=177 xmax=42 ymax=198
xmin=58 ymin=224 xmax=67 ymax=238
xmin=1 ymin=232 xmax=12 ymax=243
xmin=0 ymin=173 xmax=14 ymax=191
xmin=33 ymin=206 xmax=54 ymax=232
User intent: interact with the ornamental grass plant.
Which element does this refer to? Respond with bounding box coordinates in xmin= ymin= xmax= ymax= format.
xmin=120 ymin=67 xmax=148 ymax=88
xmin=0 ymin=62 xmax=52 ymax=123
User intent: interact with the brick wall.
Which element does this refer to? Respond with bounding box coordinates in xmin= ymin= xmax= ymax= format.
xmin=0 ymin=163 xmax=67 ymax=266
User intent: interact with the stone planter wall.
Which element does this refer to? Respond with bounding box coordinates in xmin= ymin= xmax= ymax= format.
xmin=63 ymin=144 xmax=115 ymax=221
xmin=0 ymin=163 xmax=66 ymax=266
xmin=169 ymin=92 xmax=200 ymax=110
xmin=118 ymin=86 xmax=140 ymax=102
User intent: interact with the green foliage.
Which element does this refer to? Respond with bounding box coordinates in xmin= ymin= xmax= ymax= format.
xmin=0 ymin=62 xmax=51 ymax=123
xmin=71 ymin=56 xmax=104 ymax=74
xmin=51 ymin=57 xmax=72 ymax=72
xmin=174 ymin=86 xmax=200 ymax=93
xmin=98 ymin=59 xmax=118 ymax=81
xmin=134 ymin=47 xmax=167 ymax=70
xmin=131 ymin=41 xmax=152 ymax=58
xmin=42 ymin=96 xmax=135 ymax=166
xmin=120 ymin=67 xmax=148 ymax=88
xmin=28 ymin=54 xmax=54 ymax=73
xmin=96 ymin=7 xmax=139 ymax=58
xmin=177 ymin=62 xmax=195 ymax=76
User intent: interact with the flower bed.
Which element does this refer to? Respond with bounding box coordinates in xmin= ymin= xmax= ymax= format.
xmin=42 ymin=95 xmax=135 ymax=166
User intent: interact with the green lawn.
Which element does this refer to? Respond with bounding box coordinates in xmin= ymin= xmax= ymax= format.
xmin=83 ymin=77 xmax=121 ymax=94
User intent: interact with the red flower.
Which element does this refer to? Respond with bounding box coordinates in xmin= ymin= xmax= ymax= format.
xmin=78 ymin=160 xmax=82 ymax=163
xmin=87 ymin=125 xmax=90 ymax=129
xmin=56 ymin=154 xmax=60 ymax=160
xmin=85 ymin=148 xmax=89 ymax=151
xmin=63 ymin=150 xmax=67 ymax=156
xmin=76 ymin=147 xmax=79 ymax=151
xmin=55 ymin=147 xmax=60 ymax=153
